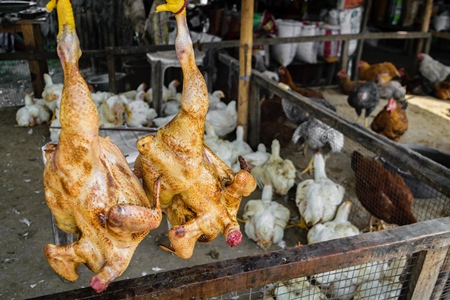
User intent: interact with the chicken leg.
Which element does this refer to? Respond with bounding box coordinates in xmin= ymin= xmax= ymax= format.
xmin=43 ymin=0 xmax=162 ymax=293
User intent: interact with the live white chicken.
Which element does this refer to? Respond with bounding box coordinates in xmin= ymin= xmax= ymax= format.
xmin=264 ymin=276 xmax=326 ymax=300
xmin=42 ymin=73 xmax=63 ymax=114
xmin=251 ymin=139 xmax=296 ymax=196
xmin=204 ymin=121 xmax=234 ymax=167
xmin=208 ymin=90 xmax=226 ymax=110
xmin=232 ymin=142 xmax=270 ymax=173
xmin=145 ymin=79 xmax=180 ymax=104
xmin=243 ymin=183 xmax=290 ymax=250
xmin=16 ymin=94 xmax=40 ymax=127
xmin=296 ymin=152 xmax=345 ymax=228
xmin=126 ymin=98 xmax=157 ymax=127
xmin=308 ymin=201 xmax=360 ymax=299
xmin=31 ymin=97 xmax=52 ymax=124
xmin=98 ymin=94 xmax=129 ymax=127
xmin=307 ymin=201 xmax=360 ymax=244
xmin=230 ymin=125 xmax=253 ymax=160
xmin=206 ymin=100 xmax=237 ymax=137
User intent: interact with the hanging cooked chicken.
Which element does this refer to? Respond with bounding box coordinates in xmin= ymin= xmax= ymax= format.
xmin=42 ymin=0 xmax=162 ymax=293
xmin=134 ymin=0 xmax=256 ymax=259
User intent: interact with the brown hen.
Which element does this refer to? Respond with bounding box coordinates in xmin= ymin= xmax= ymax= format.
xmin=134 ymin=0 xmax=256 ymax=259
xmin=358 ymin=60 xmax=400 ymax=83
xmin=351 ymin=151 xmax=416 ymax=229
xmin=337 ymin=69 xmax=365 ymax=95
xmin=42 ymin=0 xmax=162 ymax=293
xmin=278 ymin=65 xmax=325 ymax=99
xmin=434 ymin=81 xmax=450 ymax=100
xmin=370 ymin=98 xmax=408 ymax=142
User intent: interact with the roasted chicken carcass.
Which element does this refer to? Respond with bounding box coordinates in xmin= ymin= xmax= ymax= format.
xmin=134 ymin=0 xmax=256 ymax=259
xmin=42 ymin=0 xmax=162 ymax=293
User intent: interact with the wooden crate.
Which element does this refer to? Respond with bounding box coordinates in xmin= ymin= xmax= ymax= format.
xmin=28 ymin=219 xmax=450 ymax=299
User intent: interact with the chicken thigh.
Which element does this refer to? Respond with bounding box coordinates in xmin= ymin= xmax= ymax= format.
xmin=134 ymin=0 xmax=256 ymax=259
xmin=42 ymin=0 xmax=162 ymax=293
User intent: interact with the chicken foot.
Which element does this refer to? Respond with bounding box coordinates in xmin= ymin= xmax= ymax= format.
xmin=300 ymin=157 xmax=315 ymax=176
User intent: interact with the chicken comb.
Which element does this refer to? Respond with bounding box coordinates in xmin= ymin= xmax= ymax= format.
xmin=46 ymin=0 xmax=75 ymax=37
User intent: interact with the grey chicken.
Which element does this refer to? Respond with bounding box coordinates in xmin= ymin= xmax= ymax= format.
xmin=347 ymin=80 xmax=380 ymax=127
xmin=292 ymin=118 xmax=344 ymax=175
xmin=282 ymin=96 xmax=336 ymax=126
xmin=378 ymin=80 xmax=406 ymax=100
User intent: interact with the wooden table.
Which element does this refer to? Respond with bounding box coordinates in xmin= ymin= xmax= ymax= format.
xmin=0 ymin=16 xmax=49 ymax=97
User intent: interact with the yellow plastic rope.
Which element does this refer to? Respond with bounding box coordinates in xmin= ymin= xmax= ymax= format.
xmin=46 ymin=0 xmax=75 ymax=36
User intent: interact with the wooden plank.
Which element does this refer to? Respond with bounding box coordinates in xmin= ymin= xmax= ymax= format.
xmin=150 ymin=60 xmax=163 ymax=116
xmin=339 ymin=39 xmax=349 ymax=74
xmin=431 ymin=248 xmax=450 ymax=300
xmin=406 ymin=247 xmax=449 ymax=300
xmin=248 ymin=80 xmax=260 ymax=148
xmin=251 ymin=72 xmax=450 ymax=197
xmin=0 ymin=49 xmax=106 ymax=61
xmin=353 ymin=0 xmax=373 ymax=79
xmin=28 ymin=218 xmax=450 ymax=300
xmin=416 ymin=0 xmax=434 ymax=55
xmin=251 ymin=31 xmax=430 ymax=45
xmin=103 ymin=31 xmax=430 ymax=58
xmin=237 ymin=0 xmax=254 ymax=137
xmin=107 ymin=55 xmax=117 ymax=94
xmin=432 ymin=31 xmax=450 ymax=40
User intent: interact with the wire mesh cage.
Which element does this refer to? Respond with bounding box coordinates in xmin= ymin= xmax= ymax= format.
xmin=0 ymin=60 xmax=33 ymax=107
xmin=207 ymin=54 xmax=450 ymax=300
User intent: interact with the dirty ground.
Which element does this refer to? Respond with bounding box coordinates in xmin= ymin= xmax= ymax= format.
xmin=0 ymin=90 xmax=449 ymax=299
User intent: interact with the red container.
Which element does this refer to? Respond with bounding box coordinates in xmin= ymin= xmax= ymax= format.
xmin=320 ymin=24 xmax=341 ymax=63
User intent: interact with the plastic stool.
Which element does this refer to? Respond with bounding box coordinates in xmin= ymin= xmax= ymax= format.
xmin=146 ymin=50 xmax=207 ymax=116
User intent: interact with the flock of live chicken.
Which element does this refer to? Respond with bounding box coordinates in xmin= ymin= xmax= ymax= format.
xmin=13 ymin=0 xmax=448 ymax=295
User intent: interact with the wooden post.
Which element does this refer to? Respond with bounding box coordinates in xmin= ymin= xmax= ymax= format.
xmin=415 ymin=0 xmax=433 ymax=68
xmin=238 ymin=0 xmax=254 ymax=139
xmin=406 ymin=247 xmax=449 ymax=300
xmin=353 ymin=0 xmax=372 ymax=79
xmin=248 ymin=79 xmax=260 ymax=148
xmin=21 ymin=23 xmax=49 ymax=97
xmin=340 ymin=40 xmax=349 ymax=74
xmin=107 ymin=52 xmax=117 ymax=94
